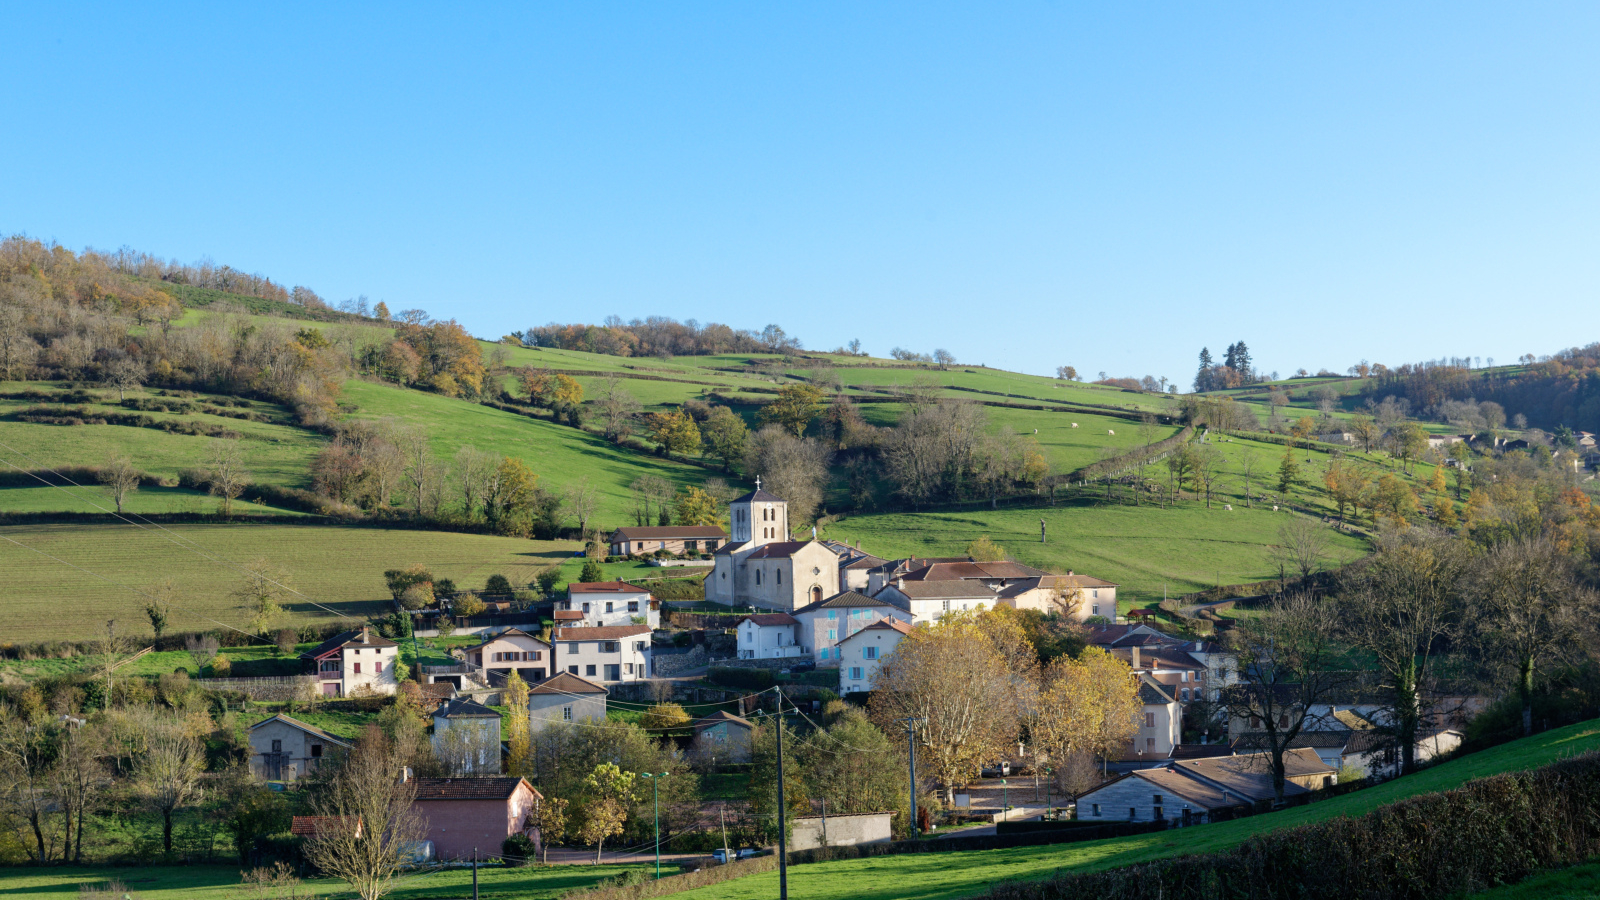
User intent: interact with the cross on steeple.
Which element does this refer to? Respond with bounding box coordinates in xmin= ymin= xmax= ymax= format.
xmin=755 ymin=476 xmax=762 ymax=490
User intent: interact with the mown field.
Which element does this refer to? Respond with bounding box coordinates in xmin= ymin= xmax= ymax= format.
xmin=665 ymin=719 xmax=1600 ymax=900
xmin=2 ymin=860 xmax=650 ymax=900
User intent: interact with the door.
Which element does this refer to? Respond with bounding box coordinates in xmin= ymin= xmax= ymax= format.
xmin=605 ymin=664 xmax=621 ymax=681
xmin=267 ymin=739 xmax=284 ymax=779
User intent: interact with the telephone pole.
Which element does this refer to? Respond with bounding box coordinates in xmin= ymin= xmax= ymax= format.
xmin=776 ymin=689 xmax=789 ymax=900
xmin=898 ymin=717 xmax=925 ymax=837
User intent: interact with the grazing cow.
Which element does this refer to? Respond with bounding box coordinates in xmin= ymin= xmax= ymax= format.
xmin=1272 ymin=505 xmax=1279 ymax=511
xmin=1071 ymin=423 xmax=1079 ymax=428
xmin=1108 ymin=429 xmax=1115 ymax=436
xmin=1224 ymin=504 xmax=1232 ymax=511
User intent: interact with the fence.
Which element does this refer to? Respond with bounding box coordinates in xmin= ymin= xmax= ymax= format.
xmin=193 ymin=675 xmax=317 ymax=701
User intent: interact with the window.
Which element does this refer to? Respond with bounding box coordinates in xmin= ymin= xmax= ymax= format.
xmin=586 ymin=665 xmax=597 ymax=676
xmin=1250 ymin=714 xmax=1261 ymax=729
xmin=722 ymin=571 xmax=727 ymax=579
xmin=1153 ymin=794 xmax=1164 ymax=804
xmin=756 ymin=570 xmax=762 ymax=585
xmin=582 ymin=602 xmax=591 ymax=613
xmin=819 ymin=649 xmax=829 ymax=660
xmin=776 ymin=569 xmax=782 ymax=584
xmin=850 ymin=667 xmax=863 ymax=680
xmin=1130 ymin=807 xmax=1138 ymax=819
xmin=568 ymin=643 xmax=580 ymax=653
xmin=828 ymin=610 xmax=837 ymax=619
xmin=1091 ymin=804 xmax=1101 ymax=817
xmin=375 ymin=662 xmax=384 ymax=673
xmin=865 ymin=646 xmax=878 ymax=660
xmin=605 ymin=602 xmax=614 ymax=613
xmin=601 ymin=641 xmax=619 ymax=652
xmin=626 ymin=663 xmax=634 ymax=674
xmin=1183 ymin=671 xmax=1191 ymax=682
xmin=628 ymin=601 xmax=639 ymax=612
xmin=745 ymin=630 xmax=753 ymax=643
xmin=1092 ymin=605 xmax=1100 ymax=616
xmin=634 ymin=641 xmax=646 ymax=652
xmin=1145 ymin=712 xmax=1155 ymax=728
xmin=1146 ymin=738 xmax=1155 ymax=752
xmin=1279 ymin=714 xmax=1290 ymax=728
xmin=1092 ymin=589 xmax=1099 ymax=598
xmin=310 ymin=744 xmax=323 ymax=758
xmin=563 ymin=706 xmax=573 ymax=721
xmin=827 ymin=629 xmax=836 ymax=641
xmin=1154 ymin=805 xmax=1164 ymax=820
xmin=1181 ymin=688 xmax=1190 ymax=702
xmin=271 ymin=739 xmax=282 ymax=753
xmin=354 ymin=663 xmax=362 ymax=674
xmin=568 ymin=665 xmax=578 ymax=674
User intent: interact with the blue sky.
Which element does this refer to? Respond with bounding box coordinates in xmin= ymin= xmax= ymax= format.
xmin=3 ymin=3 xmax=1597 ymax=383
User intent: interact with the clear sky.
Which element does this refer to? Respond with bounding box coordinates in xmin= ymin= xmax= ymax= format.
xmin=3 ymin=3 xmax=1597 ymax=383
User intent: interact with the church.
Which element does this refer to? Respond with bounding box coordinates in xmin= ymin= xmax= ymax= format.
xmin=705 ymin=482 xmax=841 ymax=612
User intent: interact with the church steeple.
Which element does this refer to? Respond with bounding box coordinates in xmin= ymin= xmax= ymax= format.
xmin=730 ymin=478 xmax=787 ymax=547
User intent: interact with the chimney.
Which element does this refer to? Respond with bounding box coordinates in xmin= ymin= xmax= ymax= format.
xmin=1131 ymin=646 xmax=1141 ymax=670
xmin=360 ymin=625 xmax=369 ymax=643
xmin=399 ymin=766 xmax=412 ymax=784
xmin=895 ymin=577 xmax=905 ymax=591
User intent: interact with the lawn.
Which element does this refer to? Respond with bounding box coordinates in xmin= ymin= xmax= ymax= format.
xmin=0 ymin=523 xmax=577 ymax=642
xmin=2 ymin=861 xmax=651 ymax=900
xmin=664 ymin=719 xmax=1600 ymax=900
xmin=1470 ymin=859 xmax=1600 ymax=899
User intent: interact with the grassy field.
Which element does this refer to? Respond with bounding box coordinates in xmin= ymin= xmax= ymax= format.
xmin=0 ymin=861 xmax=650 ymax=900
xmin=664 ymin=719 xmax=1600 ymax=900
xmin=0 ymin=524 xmax=578 ymax=642
xmin=1470 ymin=859 xmax=1600 ymax=898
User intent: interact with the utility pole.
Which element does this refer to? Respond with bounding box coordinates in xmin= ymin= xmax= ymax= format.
xmin=720 ymin=803 xmax=729 ymax=862
xmin=776 ymin=689 xmax=789 ymax=900
xmin=103 ymin=619 xmax=116 ymax=709
xmin=472 ymin=848 xmax=479 ymax=900
xmin=820 ymin=798 xmax=827 ymax=848
xmin=642 ymin=772 xmax=667 ymax=878
xmin=899 ymin=717 xmax=925 ymax=837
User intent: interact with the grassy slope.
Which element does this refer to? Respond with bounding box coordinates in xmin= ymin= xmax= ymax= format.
xmin=1470 ymin=860 xmax=1600 ymax=899
xmin=669 ymin=720 xmax=1600 ymax=900
xmin=0 ymin=524 xmax=577 ymax=642
xmin=5 ymin=862 xmax=650 ymax=900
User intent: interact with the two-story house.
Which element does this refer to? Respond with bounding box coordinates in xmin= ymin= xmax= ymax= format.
xmin=1131 ymin=676 xmax=1182 ymax=759
xmin=836 ymin=618 xmax=913 ymax=694
xmin=553 ymin=625 xmax=652 ymax=683
xmin=792 ymin=590 xmax=912 ymax=666
xmin=462 ymin=627 xmax=552 ymax=684
xmin=248 ymin=713 xmax=350 ymax=780
xmin=872 ymin=578 xmax=995 ymax=624
xmin=528 ymin=671 xmax=609 ymax=731
xmin=561 ymin=582 xmax=661 ymax=628
xmin=735 ymin=613 xmax=806 ymax=659
xmin=302 ymin=627 xmax=398 ymax=697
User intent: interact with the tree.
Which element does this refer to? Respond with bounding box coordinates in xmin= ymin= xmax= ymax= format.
xmin=1055 ymin=366 xmax=1078 ymax=381
xmin=303 ymin=728 xmax=428 ymax=900
xmin=869 ymin=611 xmax=1027 ymax=802
xmin=233 ymin=558 xmax=292 ymax=634
xmin=758 ymin=384 xmax=826 ymax=436
xmin=102 ymin=355 xmax=144 ymax=401
xmin=527 ymin=795 xmax=569 ymax=864
xmin=932 ymin=349 xmax=955 ymax=369
xmin=135 ymin=716 xmax=205 ymax=854
xmin=744 ymin=425 xmax=832 ymax=525
xmin=673 ymin=487 xmax=723 ymax=528
xmin=501 ymin=670 xmax=531 ymax=778
xmin=453 ymin=593 xmax=486 ymax=617
xmin=1349 ymin=415 xmax=1381 ymax=454
xmin=701 ymin=406 xmax=749 ymax=472
xmin=1193 ymin=347 xmax=1214 ymax=392
xmin=1391 ymin=422 xmax=1429 ymax=473
xmin=578 ymin=558 xmax=605 ymax=583
xmin=640 ymin=703 xmax=692 ymax=731
xmin=1032 ymin=648 xmax=1140 ymax=790
xmin=593 ymin=374 xmax=642 ymax=442
xmin=1471 ymin=537 xmax=1595 ymax=737
xmin=577 ymin=762 xmax=636 ymax=864
xmin=646 ymin=408 xmax=702 ymax=458
xmin=383 ymin=565 xmax=434 ymax=601
xmin=1274 ymin=516 xmax=1332 ymax=582
xmin=564 ymin=477 xmax=599 ymax=536
xmin=202 ymin=438 xmax=250 ymax=516
xmin=1341 ymin=529 xmax=1470 ymax=776
xmin=186 ymin=634 xmax=218 ymax=674
xmin=747 ymin=719 xmax=809 ymax=844
xmin=552 ymin=374 xmax=584 ymax=407
xmin=1220 ymin=593 xmax=1345 ymax=803
xmin=373 ymin=301 xmax=391 ymax=321
xmin=98 ymin=456 xmax=140 ymax=514
xmin=965 ymin=536 xmax=1006 ymax=562
xmin=453 ymin=446 xmax=498 ymax=520
xmin=484 ymin=457 xmax=539 ymax=535
xmin=1276 ymin=450 xmax=1301 ymax=496
xmin=1167 ymin=443 xmax=1197 ymax=500
xmin=144 ymin=578 xmax=174 ymax=638
xmin=520 ymin=367 xmax=556 ymax=405
xmin=797 ymin=708 xmax=911 ymax=834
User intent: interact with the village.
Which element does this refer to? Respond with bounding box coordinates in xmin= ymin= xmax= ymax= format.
xmin=235 ymin=482 xmax=1471 ymax=868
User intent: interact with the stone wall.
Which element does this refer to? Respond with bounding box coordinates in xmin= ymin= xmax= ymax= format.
xmin=652 ymin=646 xmax=708 ymax=677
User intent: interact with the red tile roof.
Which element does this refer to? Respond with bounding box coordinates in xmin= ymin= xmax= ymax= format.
xmin=568 ymin=581 xmax=655 ymax=593
xmin=528 ymin=671 xmax=608 ymax=695
xmin=553 ymin=625 xmax=652 ymax=641
xmin=741 ymin=613 xmax=798 ymax=627
xmin=411 ymin=777 xmax=540 ymax=802
xmin=610 ymin=526 xmax=728 ymax=540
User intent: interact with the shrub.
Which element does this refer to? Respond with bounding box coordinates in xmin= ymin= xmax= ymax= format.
xmin=274 ymin=628 xmax=299 ymax=655
xmin=708 ymin=667 xmax=774 ymax=690
xmin=485 ymin=574 xmax=513 ymax=595
xmin=502 ymin=833 xmax=536 ymax=867
xmin=640 ymin=702 xmax=693 ymax=730
xmin=578 ymin=559 xmax=605 ymax=582
xmin=453 ymin=594 xmax=486 ymax=617
xmin=399 ymin=584 xmax=434 ymax=610
xmin=536 ymin=569 xmax=563 ymax=595
xmin=209 ymin=653 xmax=231 ymax=677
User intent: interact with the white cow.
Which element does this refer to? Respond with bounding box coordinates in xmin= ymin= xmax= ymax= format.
xmin=1108 ymin=429 xmax=1115 ymax=436
xmin=1071 ymin=423 xmax=1079 ymax=428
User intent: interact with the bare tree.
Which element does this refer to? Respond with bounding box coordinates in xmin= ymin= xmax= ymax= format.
xmin=594 ymin=374 xmax=642 ymax=442
xmin=1220 ymin=593 xmax=1346 ymax=803
xmin=1273 ymin=516 xmax=1332 ymax=582
xmin=932 ymin=348 xmax=955 ymax=369
xmin=202 ymin=438 xmax=250 ymax=516
xmin=396 ymin=426 xmax=443 ymax=516
xmin=136 ymin=716 xmax=205 ymax=854
xmin=1238 ymin=452 xmax=1260 ymax=508
xmin=102 ymin=355 xmax=144 ymax=401
xmin=362 ymin=438 xmax=406 ymax=509
xmin=304 ymin=729 xmax=428 ymax=900
xmin=744 ymin=425 xmax=832 ymax=526
xmin=629 ymin=475 xmax=672 ymax=527
xmin=452 ymin=446 xmax=498 ymax=520
xmin=186 ymin=634 xmax=219 ymax=674
xmin=98 ymin=456 xmax=141 ymax=514
xmin=233 ymin=558 xmax=293 ymax=634
xmin=1471 ymin=537 xmax=1596 ymax=737
xmin=1341 ymin=529 xmax=1470 ymax=775
xmin=564 ymin=477 xmax=599 ymax=536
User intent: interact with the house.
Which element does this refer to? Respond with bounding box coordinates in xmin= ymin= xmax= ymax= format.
xmin=248 ymin=713 xmax=351 ymax=781
xmin=822 ymin=541 xmax=889 ymax=593
xmin=527 ymin=671 xmax=609 ymax=731
xmin=872 ymin=578 xmax=995 ymax=625
xmin=996 ymin=572 xmax=1118 ymax=620
xmin=1426 ymin=434 xmax=1473 ymax=451
xmin=1110 ymin=645 xmax=1210 ymax=703
xmin=609 ymin=525 xmax=727 ymax=557
xmin=793 ymin=590 xmax=912 ymax=667
xmin=789 ymin=811 xmax=895 ymax=851
xmin=410 ymin=775 xmax=542 ymax=862
xmin=864 ymin=556 xmax=1048 ymax=596
xmin=1342 ymin=728 xmax=1463 ymax=779
xmin=553 ymin=625 xmax=652 ymax=683
xmin=1130 ymin=677 xmax=1182 ymax=759
xmin=736 ymin=613 xmax=805 ymax=659
xmin=431 ymin=699 xmax=503 ymax=775
xmin=706 ymin=486 xmax=842 ymax=611
xmin=837 ymin=618 xmax=913 ymax=694
xmin=302 ymin=627 xmax=398 ymax=697
xmin=290 ymin=816 xmax=361 ymax=838
xmin=690 ymin=710 xmax=756 ymax=763
xmin=1080 ymin=747 xmax=1337 ymax=824
xmin=1230 ymin=731 xmax=1354 ymax=769
xmin=561 ymin=582 xmax=661 ymax=628
xmin=462 ymin=628 xmax=552 ymax=684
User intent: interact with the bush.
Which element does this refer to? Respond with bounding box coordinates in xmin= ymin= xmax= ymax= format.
xmin=502 ymin=833 xmax=537 ymax=867
xmin=210 ymin=653 xmax=232 ymax=677
xmin=453 ymin=594 xmax=486 ymax=617
xmin=578 ymin=559 xmax=605 ymax=583
xmin=485 ymin=574 xmax=513 ymax=595
xmin=708 ymin=667 xmax=774 ymax=690
xmin=537 ymin=569 xmax=563 ymax=594
xmin=640 ymin=702 xmax=693 ymax=730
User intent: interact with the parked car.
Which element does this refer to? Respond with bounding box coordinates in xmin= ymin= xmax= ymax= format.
xmin=981 ymin=761 xmax=1012 ymax=778
xmin=712 ymin=849 xmax=731 ymax=864
xmin=789 ymin=661 xmax=816 ymax=673
xmin=738 ymin=848 xmax=761 ymax=859
xmin=712 ymin=848 xmax=762 ymax=863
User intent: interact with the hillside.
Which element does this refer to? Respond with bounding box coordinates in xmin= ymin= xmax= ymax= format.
xmin=662 ymin=719 xmax=1600 ymax=900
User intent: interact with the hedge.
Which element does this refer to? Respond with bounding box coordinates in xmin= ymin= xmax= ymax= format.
xmin=987 ymin=749 xmax=1600 ymax=900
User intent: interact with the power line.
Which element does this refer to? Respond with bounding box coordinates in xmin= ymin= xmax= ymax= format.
xmin=0 ymin=440 xmax=356 ymax=623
